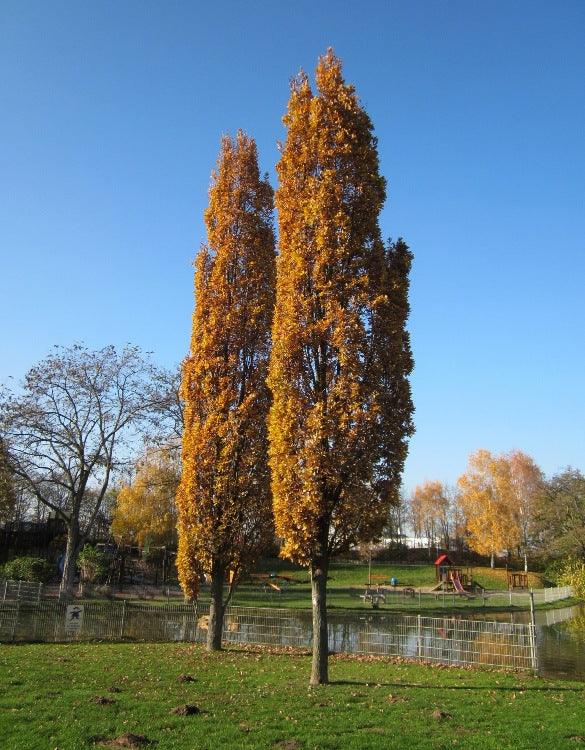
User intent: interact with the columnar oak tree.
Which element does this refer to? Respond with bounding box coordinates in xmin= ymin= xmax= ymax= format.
xmin=268 ymin=50 xmax=414 ymax=684
xmin=177 ymin=131 xmax=276 ymax=650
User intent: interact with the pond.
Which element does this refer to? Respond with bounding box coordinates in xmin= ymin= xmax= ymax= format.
xmin=487 ymin=603 xmax=585 ymax=681
xmin=236 ymin=603 xmax=585 ymax=681
xmin=390 ymin=603 xmax=585 ymax=680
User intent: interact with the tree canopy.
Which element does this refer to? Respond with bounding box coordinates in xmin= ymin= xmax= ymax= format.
xmin=177 ymin=131 xmax=276 ymax=649
xmin=268 ymin=49 xmax=414 ymax=683
xmin=112 ymin=447 xmax=179 ymax=549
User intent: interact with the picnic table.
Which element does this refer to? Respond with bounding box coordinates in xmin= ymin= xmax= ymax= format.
xmin=360 ymin=588 xmax=387 ymax=608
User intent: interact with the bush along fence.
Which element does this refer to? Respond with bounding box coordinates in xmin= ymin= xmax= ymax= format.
xmin=0 ymin=599 xmax=544 ymax=672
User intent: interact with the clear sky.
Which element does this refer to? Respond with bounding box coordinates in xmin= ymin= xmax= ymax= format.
xmin=1 ymin=1 xmax=584 ymax=491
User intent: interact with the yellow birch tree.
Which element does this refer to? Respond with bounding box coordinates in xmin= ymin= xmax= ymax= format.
xmin=457 ymin=449 xmax=521 ymax=567
xmin=111 ymin=447 xmax=179 ymax=548
xmin=177 ymin=131 xmax=276 ymax=650
xmin=269 ymin=50 xmax=414 ymax=684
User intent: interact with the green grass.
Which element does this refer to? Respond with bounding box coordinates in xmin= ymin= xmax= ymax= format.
xmin=99 ymin=562 xmax=562 ymax=614
xmin=202 ymin=562 xmax=551 ymax=613
xmin=252 ymin=561 xmax=543 ymax=590
xmin=1 ymin=642 xmax=584 ymax=749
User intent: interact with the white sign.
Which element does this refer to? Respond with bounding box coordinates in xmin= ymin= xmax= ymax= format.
xmin=65 ymin=605 xmax=84 ymax=637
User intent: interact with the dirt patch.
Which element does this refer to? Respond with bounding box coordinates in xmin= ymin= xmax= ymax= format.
xmin=178 ymin=674 xmax=195 ymax=683
xmin=96 ymin=734 xmax=152 ymax=748
xmin=170 ymin=704 xmax=200 ymax=716
xmin=108 ymin=686 xmax=122 ymax=693
xmin=92 ymin=696 xmax=116 ymax=705
xmin=273 ymin=741 xmax=302 ymax=750
xmin=431 ymin=709 xmax=452 ymax=720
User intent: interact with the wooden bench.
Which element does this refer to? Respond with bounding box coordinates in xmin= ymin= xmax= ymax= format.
xmin=364 ymin=575 xmax=388 ymax=586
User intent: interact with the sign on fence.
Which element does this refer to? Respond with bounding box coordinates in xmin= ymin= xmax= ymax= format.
xmin=65 ymin=605 xmax=84 ymax=636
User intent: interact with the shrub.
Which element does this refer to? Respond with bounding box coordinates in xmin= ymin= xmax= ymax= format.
xmin=78 ymin=545 xmax=109 ymax=583
xmin=555 ymin=557 xmax=585 ymax=598
xmin=543 ymin=558 xmax=566 ymax=585
xmin=1 ymin=556 xmax=53 ymax=582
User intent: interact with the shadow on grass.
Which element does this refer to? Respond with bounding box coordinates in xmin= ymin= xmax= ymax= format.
xmin=331 ymin=680 xmax=584 ymax=692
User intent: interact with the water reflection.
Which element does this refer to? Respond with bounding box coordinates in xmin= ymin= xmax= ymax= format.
xmin=224 ymin=604 xmax=585 ymax=681
xmin=459 ymin=603 xmax=585 ymax=679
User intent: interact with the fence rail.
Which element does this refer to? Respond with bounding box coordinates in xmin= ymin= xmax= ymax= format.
xmin=0 ymin=579 xmax=43 ymax=603
xmin=0 ymin=600 xmax=539 ymax=672
xmin=481 ymin=586 xmax=572 ymax=608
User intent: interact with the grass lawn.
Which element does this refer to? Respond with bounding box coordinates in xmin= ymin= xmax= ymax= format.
xmin=1 ymin=642 xmax=584 ymax=750
xmin=253 ymin=561 xmax=543 ymax=590
xmin=195 ymin=562 xmax=550 ymax=613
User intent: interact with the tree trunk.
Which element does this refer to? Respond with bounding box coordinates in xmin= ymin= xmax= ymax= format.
xmin=310 ymin=555 xmax=329 ymax=685
xmin=59 ymin=520 xmax=80 ymax=599
xmin=490 ymin=552 xmax=495 ymax=569
xmin=207 ymin=559 xmax=225 ymax=651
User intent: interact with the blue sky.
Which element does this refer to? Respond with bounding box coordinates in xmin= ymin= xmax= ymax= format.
xmin=1 ymin=1 xmax=584 ymax=490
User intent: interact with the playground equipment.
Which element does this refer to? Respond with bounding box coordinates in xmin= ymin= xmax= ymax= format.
xmin=507 ymin=570 xmax=529 ymax=590
xmin=248 ymin=572 xmax=298 ymax=594
xmin=360 ymin=589 xmax=386 ymax=608
xmin=450 ymin=569 xmax=474 ymax=598
xmin=433 ymin=553 xmax=476 ymax=594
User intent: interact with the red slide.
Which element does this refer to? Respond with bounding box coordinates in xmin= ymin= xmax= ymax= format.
xmin=451 ymin=571 xmax=471 ymax=596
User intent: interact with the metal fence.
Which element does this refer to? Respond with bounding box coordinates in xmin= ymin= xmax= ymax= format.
xmin=0 ymin=579 xmax=43 ymax=603
xmin=0 ymin=600 xmax=538 ymax=672
xmin=358 ymin=614 xmax=536 ymax=670
xmin=480 ymin=586 xmax=572 ymax=608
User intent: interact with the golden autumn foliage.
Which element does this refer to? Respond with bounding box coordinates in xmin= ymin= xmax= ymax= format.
xmin=457 ymin=449 xmax=522 ymax=561
xmin=269 ymin=50 xmax=414 ymax=682
xmin=269 ymin=49 xmax=414 ymax=567
xmin=111 ymin=447 xmax=179 ymax=548
xmin=177 ymin=131 xmax=276 ymax=605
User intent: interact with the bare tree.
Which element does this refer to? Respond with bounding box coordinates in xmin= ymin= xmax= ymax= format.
xmin=149 ymin=367 xmax=184 ymax=443
xmin=0 ymin=344 xmax=158 ymax=596
xmin=0 ymin=437 xmax=17 ymax=523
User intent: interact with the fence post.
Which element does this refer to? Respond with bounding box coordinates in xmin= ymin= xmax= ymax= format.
xmin=509 ymin=591 xmax=512 ymax=607
xmin=417 ymin=614 xmax=422 ymax=660
xmin=11 ymin=600 xmax=19 ymax=642
xmin=529 ymin=589 xmax=538 ymax=674
xmin=2 ymin=580 xmax=6 ymax=602
xmin=119 ymin=600 xmax=126 ymax=639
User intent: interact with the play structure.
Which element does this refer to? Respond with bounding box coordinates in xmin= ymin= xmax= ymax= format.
xmin=248 ymin=572 xmax=298 ymax=594
xmin=432 ymin=553 xmax=479 ymax=595
xmin=507 ymin=570 xmax=529 ymax=590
